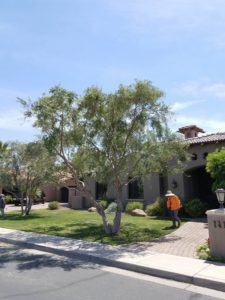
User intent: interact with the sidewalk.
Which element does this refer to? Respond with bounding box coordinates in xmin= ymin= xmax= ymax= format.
xmin=0 ymin=224 xmax=225 ymax=293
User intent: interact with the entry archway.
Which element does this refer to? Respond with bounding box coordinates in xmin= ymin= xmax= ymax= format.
xmin=60 ymin=187 xmax=69 ymax=203
xmin=185 ymin=166 xmax=217 ymax=208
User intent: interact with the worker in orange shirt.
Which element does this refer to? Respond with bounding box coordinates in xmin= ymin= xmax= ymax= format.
xmin=165 ymin=190 xmax=181 ymax=229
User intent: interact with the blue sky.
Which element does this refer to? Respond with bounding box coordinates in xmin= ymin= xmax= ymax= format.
xmin=1 ymin=0 xmax=225 ymax=142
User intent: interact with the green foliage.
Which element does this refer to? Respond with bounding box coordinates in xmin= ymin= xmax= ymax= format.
xmin=184 ymin=198 xmax=207 ymax=218
xmin=19 ymin=81 xmax=187 ymax=233
xmin=196 ymin=243 xmax=225 ymax=262
xmin=48 ymin=201 xmax=59 ymax=210
xmin=145 ymin=198 xmax=167 ymax=216
xmin=99 ymin=199 xmax=108 ymax=209
xmin=125 ymin=201 xmax=143 ymax=213
xmin=0 ymin=141 xmax=57 ymax=202
xmin=196 ymin=243 xmax=211 ymax=260
xmin=4 ymin=195 xmax=12 ymax=204
xmin=104 ymin=202 xmax=117 ymax=214
xmin=206 ymin=148 xmax=225 ymax=191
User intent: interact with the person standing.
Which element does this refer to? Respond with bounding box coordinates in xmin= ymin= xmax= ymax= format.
xmin=0 ymin=194 xmax=6 ymax=218
xmin=165 ymin=190 xmax=181 ymax=229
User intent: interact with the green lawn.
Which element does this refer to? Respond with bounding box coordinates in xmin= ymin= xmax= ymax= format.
xmin=0 ymin=209 xmax=176 ymax=245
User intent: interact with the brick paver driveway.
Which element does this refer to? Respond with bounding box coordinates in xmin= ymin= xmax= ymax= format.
xmin=124 ymin=220 xmax=208 ymax=258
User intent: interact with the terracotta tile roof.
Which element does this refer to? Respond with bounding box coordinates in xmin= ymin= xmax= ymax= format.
xmin=186 ymin=133 xmax=225 ymax=145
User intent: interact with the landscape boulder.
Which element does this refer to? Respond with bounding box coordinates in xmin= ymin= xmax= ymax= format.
xmin=88 ymin=206 xmax=97 ymax=212
xmin=130 ymin=208 xmax=147 ymax=217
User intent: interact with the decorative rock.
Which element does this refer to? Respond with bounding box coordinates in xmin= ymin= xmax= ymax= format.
xmin=130 ymin=209 xmax=147 ymax=217
xmin=88 ymin=207 xmax=97 ymax=212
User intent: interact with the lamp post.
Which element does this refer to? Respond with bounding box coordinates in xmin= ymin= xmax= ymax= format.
xmin=215 ymin=188 xmax=225 ymax=209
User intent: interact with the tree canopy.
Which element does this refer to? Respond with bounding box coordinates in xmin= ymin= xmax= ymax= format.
xmin=206 ymin=147 xmax=225 ymax=191
xmin=19 ymin=80 xmax=187 ymax=233
xmin=0 ymin=141 xmax=57 ymax=215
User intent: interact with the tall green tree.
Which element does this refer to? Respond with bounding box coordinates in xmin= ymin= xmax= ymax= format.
xmin=19 ymin=81 xmax=187 ymax=233
xmin=206 ymin=147 xmax=225 ymax=191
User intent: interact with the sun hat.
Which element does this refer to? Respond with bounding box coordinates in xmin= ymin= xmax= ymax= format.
xmin=165 ymin=190 xmax=174 ymax=197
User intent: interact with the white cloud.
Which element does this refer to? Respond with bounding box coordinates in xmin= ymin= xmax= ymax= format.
xmin=171 ymin=100 xmax=205 ymax=112
xmin=0 ymin=109 xmax=37 ymax=132
xmin=202 ymin=83 xmax=225 ymax=98
xmin=106 ymin=0 xmax=225 ymax=37
xmin=172 ymin=80 xmax=225 ymax=100
xmin=171 ymin=115 xmax=225 ymax=134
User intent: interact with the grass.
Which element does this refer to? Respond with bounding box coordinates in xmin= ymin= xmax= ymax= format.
xmin=0 ymin=209 xmax=176 ymax=245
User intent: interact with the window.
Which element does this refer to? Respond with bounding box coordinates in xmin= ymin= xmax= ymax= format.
xmin=128 ymin=178 xmax=144 ymax=199
xmin=191 ymin=153 xmax=197 ymax=160
xmin=159 ymin=174 xmax=168 ymax=196
xmin=96 ymin=182 xmax=107 ymax=200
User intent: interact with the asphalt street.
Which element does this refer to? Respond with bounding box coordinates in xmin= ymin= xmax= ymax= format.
xmin=0 ymin=242 xmax=224 ymax=300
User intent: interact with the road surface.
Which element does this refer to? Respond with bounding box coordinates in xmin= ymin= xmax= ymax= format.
xmin=0 ymin=242 xmax=224 ymax=300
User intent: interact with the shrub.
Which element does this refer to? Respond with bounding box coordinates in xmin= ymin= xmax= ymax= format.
xmin=104 ymin=202 xmax=117 ymax=214
xmin=196 ymin=243 xmax=211 ymax=260
xmin=99 ymin=199 xmax=108 ymax=209
xmin=196 ymin=242 xmax=225 ymax=262
xmin=125 ymin=201 xmax=143 ymax=214
xmin=184 ymin=198 xmax=207 ymax=218
xmin=4 ymin=195 xmax=13 ymax=204
xmin=145 ymin=197 xmax=167 ymax=216
xmin=48 ymin=201 xmax=59 ymax=210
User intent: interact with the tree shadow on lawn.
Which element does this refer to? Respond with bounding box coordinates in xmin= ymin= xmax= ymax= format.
xmin=0 ymin=243 xmax=97 ymax=272
xmin=38 ymin=222 xmax=172 ymax=246
xmin=1 ymin=211 xmax=49 ymax=221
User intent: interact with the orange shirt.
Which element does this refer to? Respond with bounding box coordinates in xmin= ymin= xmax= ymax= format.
xmin=167 ymin=195 xmax=181 ymax=211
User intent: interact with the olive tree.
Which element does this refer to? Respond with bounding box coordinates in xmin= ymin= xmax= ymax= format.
xmin=0 ymin=141 xmax=56 ymax=215
xmin=19 ymin=81 xmax=186 ymax=232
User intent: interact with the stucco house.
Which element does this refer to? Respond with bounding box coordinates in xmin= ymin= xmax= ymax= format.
xmin=43 ymin=125 xmax=225 ymax=209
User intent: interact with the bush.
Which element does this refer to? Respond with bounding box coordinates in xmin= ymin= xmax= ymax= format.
xmin=125 ymin=201 xmax=143 ymax=214
xmin=48 ymin=201 xmax=59 ymax=210
xmin=4 ymin=195 xmax=13 ymax=204
xmin=145 ymin=198 xmax=167 ymax=216
xmin=184 ymin=198 xmax=207 ymax=218
xmin=196 ymin=243 xmax=211 ymax=260
xmin=196 ymin=242 xmax=225 ymax=262
xmin=104 ymin=202 xmax=117 ymax=214
xmin=99 ymin=199 xmax=108 ymax=209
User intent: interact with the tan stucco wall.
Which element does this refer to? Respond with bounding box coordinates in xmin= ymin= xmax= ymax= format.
xmin=43 ymin=140 xmax=225 ymax=207
xmin=143 ymin=174 xmax=160 ymax=205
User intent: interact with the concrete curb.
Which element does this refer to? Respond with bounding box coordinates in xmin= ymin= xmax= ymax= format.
xmin=1 ymin=235 xmax=225 ymax=292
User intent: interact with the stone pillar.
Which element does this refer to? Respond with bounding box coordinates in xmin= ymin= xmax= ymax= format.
xmin=206 ymin=209 xmax=225 ymax=259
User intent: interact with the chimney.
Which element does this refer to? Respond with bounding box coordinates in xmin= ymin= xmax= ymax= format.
xmin=178 ymin=125 xmax=205 ymax=139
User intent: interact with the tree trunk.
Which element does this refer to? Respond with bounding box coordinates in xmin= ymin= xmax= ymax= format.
xmin=25 ymin=197 xmax=32 ymax=215
xmin=88 ymin=195 xmax=112 ymax=234
xmin=111 ymin=199 xmax=123 ymax=234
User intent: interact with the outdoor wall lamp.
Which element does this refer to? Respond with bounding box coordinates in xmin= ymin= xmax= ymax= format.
xmin=172 ymin=180 xmax=177 ymax=189
xmin=215 ymin=188 xmax=225 ymax=209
